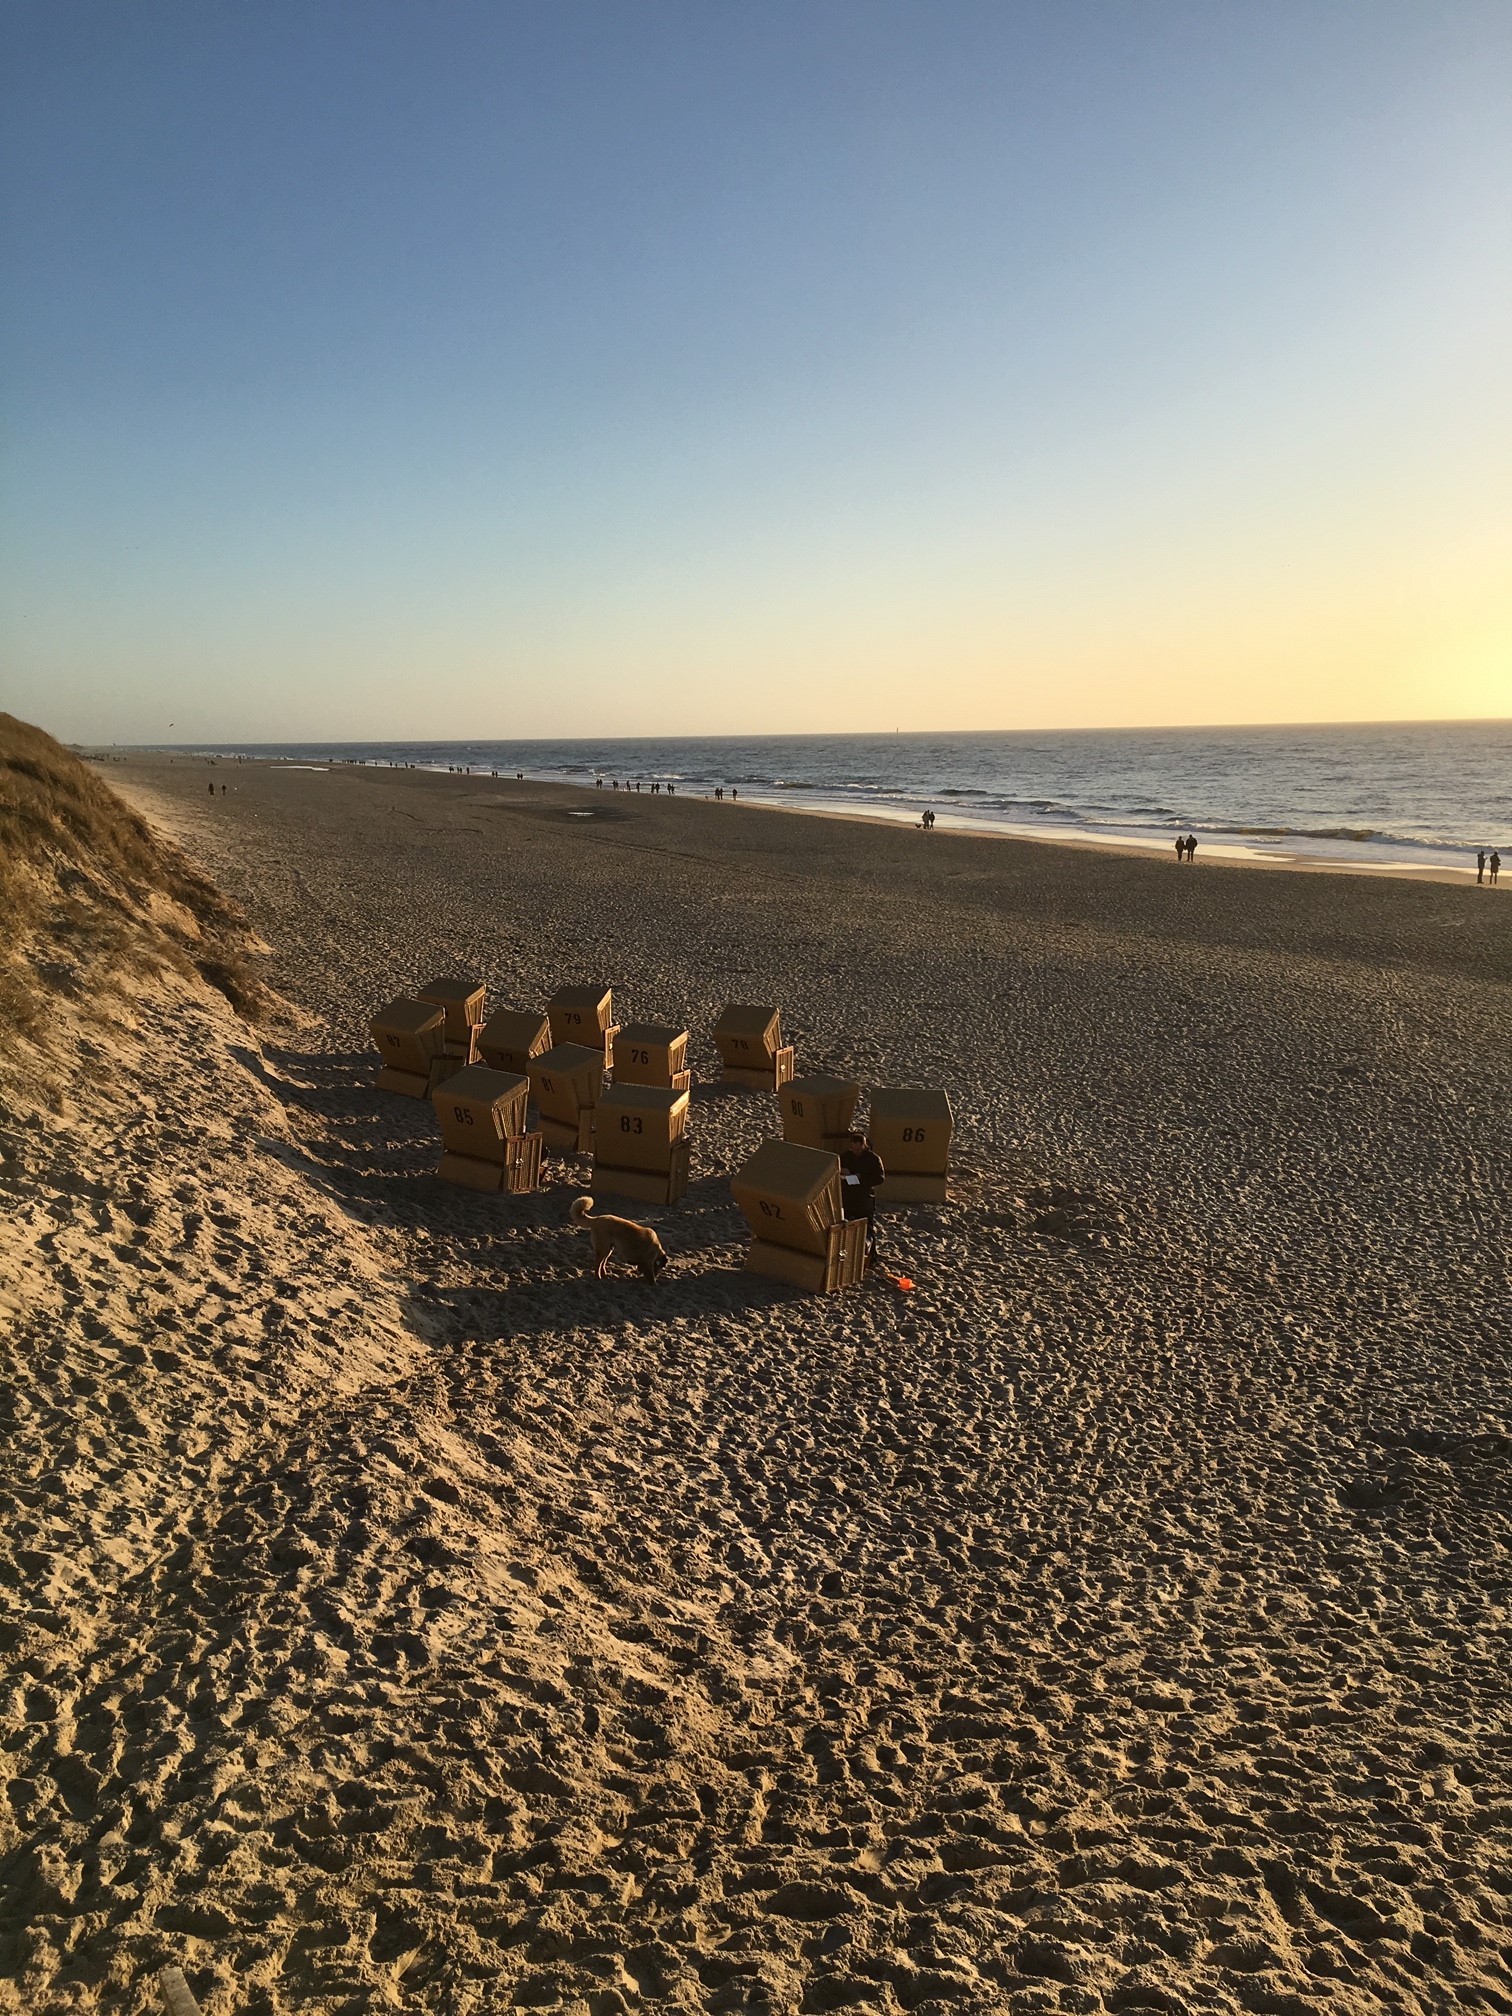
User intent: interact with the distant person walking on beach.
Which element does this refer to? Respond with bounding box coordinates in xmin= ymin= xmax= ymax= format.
xmin=1185 ymin=834 xmax=1199 ymax=861
xmin=1477 ymin=849 xmax=1486 ymax=882
xmin=839 ymin=1129 xmax=886 ymax=1269
xmin=1491 ymin=851 xmax=1502 ymax=885
xmin=922 ymin=809 xmax=935 ymax=831
xmin=1174 ymin=835 xmax=1185 ymax=862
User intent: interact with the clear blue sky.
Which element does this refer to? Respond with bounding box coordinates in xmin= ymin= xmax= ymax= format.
xmin=2 ymin=1 xmax=1508 ymax=741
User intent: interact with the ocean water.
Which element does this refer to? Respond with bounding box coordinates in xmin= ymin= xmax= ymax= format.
xmin=183 ymin=722 xmax=1511 ymax=874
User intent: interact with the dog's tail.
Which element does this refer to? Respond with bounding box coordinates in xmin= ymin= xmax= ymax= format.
xmin=568 ymin=1195 xmax=595 ymax=1223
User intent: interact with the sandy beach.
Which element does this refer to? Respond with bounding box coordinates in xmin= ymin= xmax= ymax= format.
xmin=4 ymin=743 xmax=1510 ymax=2016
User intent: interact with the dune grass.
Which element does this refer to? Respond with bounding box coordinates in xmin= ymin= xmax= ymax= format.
xmin=0 ymin=713 xmax=266 ymax=1039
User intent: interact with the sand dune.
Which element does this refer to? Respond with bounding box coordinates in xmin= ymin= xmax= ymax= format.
xmin=3 ymin=741 xmax=1509 ymax=2015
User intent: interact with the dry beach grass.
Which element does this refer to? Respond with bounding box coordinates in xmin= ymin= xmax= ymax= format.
xmin=2 ymin=738 xmax=1510 ymax=2015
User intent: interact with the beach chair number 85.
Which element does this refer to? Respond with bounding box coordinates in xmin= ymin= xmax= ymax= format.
xmin=452 ymin=1106 xmax=473 ymax=1125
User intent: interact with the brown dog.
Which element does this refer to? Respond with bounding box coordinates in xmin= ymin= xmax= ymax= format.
xmin=569 ymin=1195 xmax=669 ymax=1282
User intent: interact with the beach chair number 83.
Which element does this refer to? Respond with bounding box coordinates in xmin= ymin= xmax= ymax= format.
xmin=620 ymin=1116 xmax=644 ymax=1134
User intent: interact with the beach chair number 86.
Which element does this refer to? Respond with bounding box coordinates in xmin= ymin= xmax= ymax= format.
xmin=902 ymin=1126 xmax=926 ymax=1142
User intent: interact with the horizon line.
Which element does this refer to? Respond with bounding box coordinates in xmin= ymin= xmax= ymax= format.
xmin=89 ymin=714 xmax=1512 ymax=750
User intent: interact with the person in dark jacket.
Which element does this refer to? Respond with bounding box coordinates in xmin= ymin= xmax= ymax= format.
xmin=839 ymin=1130 xmax=886 ymax=1268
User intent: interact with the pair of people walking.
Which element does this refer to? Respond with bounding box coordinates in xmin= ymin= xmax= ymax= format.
xmin=1476 ymin=850 xmax=1501 ymax=885
xmin=1174 ymin=833 xmax=1199 ymax=862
